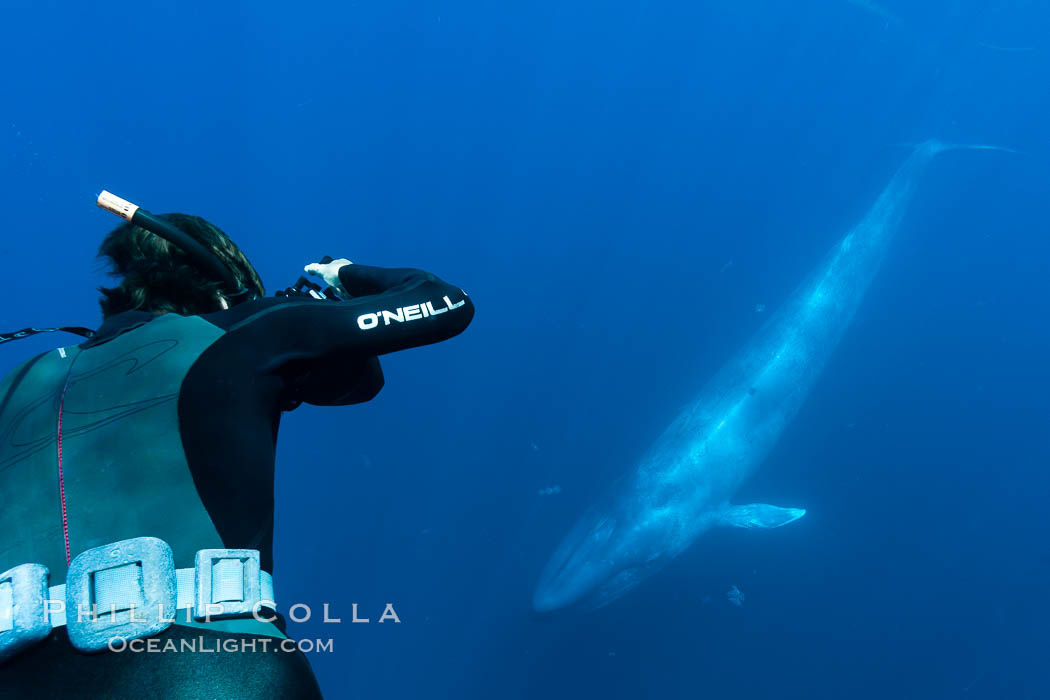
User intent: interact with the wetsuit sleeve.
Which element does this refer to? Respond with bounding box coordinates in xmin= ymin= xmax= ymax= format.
xmin=329 ymin=264 xmax=475 ymax=355
xmin=203 ymin=264 xmax=474 ymax=408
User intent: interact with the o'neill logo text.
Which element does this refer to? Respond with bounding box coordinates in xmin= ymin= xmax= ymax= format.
xmin=357 ymin=296 xmax=466 ymax=330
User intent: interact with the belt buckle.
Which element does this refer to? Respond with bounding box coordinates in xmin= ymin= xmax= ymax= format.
xmin=65 ymin=537 xmax=176 ymax=653
xmin=0 ymin=563 xmax=51 ymax=663
xmin=194 ymin=549 xmax=261 ymax=621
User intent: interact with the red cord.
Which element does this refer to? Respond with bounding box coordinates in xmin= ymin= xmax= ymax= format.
xmin=57 ymin=379 xmax=71 ymax=565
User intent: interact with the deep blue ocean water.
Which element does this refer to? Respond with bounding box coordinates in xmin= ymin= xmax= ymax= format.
xmin=2 ymin=1 xmax=1048 ymax=697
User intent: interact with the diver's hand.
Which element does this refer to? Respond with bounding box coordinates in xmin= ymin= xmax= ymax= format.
xmin=304 ymin=258 xmax=352 ymax=295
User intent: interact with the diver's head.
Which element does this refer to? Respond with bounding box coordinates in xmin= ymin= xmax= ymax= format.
xmin=97 ymin=213 xmax=265 ymax=318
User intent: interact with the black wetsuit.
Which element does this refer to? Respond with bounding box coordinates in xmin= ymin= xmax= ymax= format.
xmin=0 ymin=263 xmax=474 ymax=698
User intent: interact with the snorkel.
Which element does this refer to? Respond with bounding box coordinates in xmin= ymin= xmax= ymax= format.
xmin=0 ymin=194 xmax=342 ymax=347
xmin=96 ymin=190 xmax=256 ymax=305
xmin=97 ymin=191 xmax=341 ymax=303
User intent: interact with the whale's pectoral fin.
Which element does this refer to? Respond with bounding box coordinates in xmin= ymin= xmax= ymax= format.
xmin=716 ymin=503 xmax=806 ymax=529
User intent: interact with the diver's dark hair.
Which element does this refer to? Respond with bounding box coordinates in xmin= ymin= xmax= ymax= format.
xmin=97 ymin=213 xmax=265 ymax=317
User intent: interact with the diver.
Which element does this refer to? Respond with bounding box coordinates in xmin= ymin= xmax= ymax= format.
xmin=0 ymin=193 xmax=474 ymax=698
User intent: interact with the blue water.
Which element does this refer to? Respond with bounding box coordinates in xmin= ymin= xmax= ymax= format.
xmin=3 ymin=1 xmax=1049 ymax=697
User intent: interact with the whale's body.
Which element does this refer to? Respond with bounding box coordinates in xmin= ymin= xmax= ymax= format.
xmin=534 ymin=141 xmax=964 ymax=612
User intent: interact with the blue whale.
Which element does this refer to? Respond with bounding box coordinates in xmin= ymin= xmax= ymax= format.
xmin=533 ymin=141 xmax=999 ymax=612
